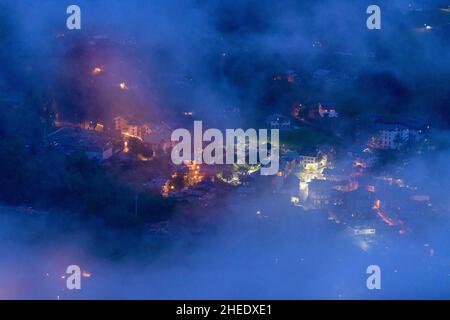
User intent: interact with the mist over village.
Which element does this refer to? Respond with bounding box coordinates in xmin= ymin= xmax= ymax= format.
xmin=1 ymin=0 xmax=450 ymax=300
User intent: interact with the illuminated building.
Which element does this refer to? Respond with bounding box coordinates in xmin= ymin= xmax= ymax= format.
xmin=283 ymin=150 xmax=329 ymax=203
xmin=307 ymin=180 xmax=343 ymax=209
xmin=113 ymin=116 xmax=151 ymax=140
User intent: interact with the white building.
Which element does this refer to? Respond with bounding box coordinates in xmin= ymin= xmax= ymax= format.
xmin=298 ymin=154 xmax=318 ymax=164
xmin=265 ymin=114 xmax=292 ymax=130
xmin=375 ymin=122 xmax=415 ymax=149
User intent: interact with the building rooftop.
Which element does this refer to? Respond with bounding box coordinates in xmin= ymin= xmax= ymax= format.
xmin=47 ymin=127 xmax=112 ymax=153
xmin=319 ymin=102 xmax=336 ymax=108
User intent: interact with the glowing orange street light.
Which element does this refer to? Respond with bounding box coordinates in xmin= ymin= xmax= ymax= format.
xmin=92 ymin=67 xmax=103 ymax=75
xmin=82 ymin=271 xmax=92 ymax=278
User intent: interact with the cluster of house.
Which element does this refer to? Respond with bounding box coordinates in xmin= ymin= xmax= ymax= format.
xmin=269 ymin=116 xmax=431 ymax=214
xmin=272 ymin=148 xmax=334 ymax=208
xmin=265 ymin=100 xmax=429 ymax=153
xmin=113 ymin=116 xmax=174 ymax=152
xmin=265 ymin=102 xmax=339 ymax=130
xmin=46 ymin=116 xmax=174 ymax=161
xmin=273 ymin=148 xmax=364 ymax=212
xmin=370 ymin=120 xmax=428 ymax=150
xmin=113 ymin=116 xmax=151 ymax=140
